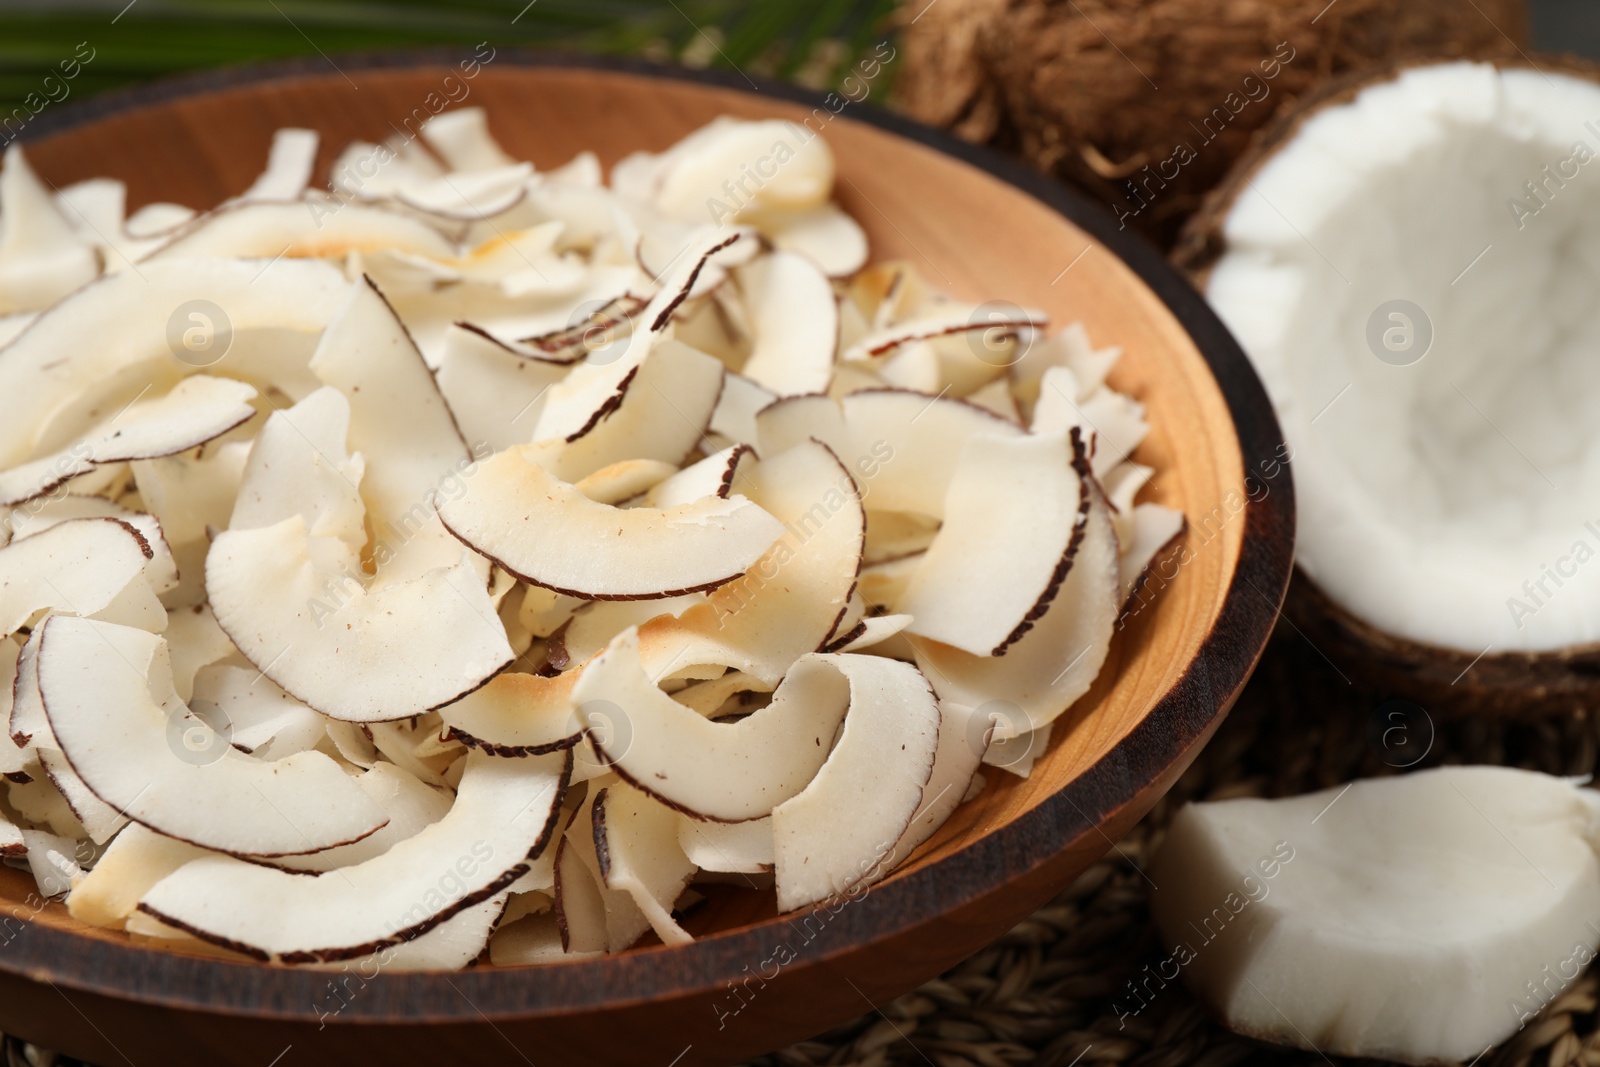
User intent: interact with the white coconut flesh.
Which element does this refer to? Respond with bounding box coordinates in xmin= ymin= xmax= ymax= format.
xmin=1150 ymin=766 xmax=1600 ymax=1064
xmin=137 ymin=749 xmax=568 ymax=963
xmin=0 ymin=113 xmax=1179 ymax=963
xmin=38 ymin=616 xmax=389 ymax=857
xmin=573 ymin=629 xmax=852 ymax=822
xmin=1204 ymin=60 xmax=1600 ymax=654
xmin=772 ymin=653 xmax=941 ymax=912
xmin=438 ymin=444 xmax=784 ymax=600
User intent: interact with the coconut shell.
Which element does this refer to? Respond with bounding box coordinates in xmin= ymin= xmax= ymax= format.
xmin=896 ymin=0 xmax=1528 ymax=247
xmin=1184 ymin=54 xmax=1600 ymax=718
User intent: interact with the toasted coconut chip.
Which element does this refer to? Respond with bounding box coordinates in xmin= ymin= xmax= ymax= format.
xmin=138 ymin=749 xmax=568 ymax=963
xmin=653 ymin=119 xmax=834 ymax=220
xmin=850 ymin=262 xmax=930 ymax=330
xmin=678 ymin=813 xmax=772 ymax=873
xmin=0 ymin=517 xmax=155 ymax=639
xmin=324 ymin=720 xmax=376 ymax=769
xmin=515 ymin=293 xmax=649 ymax=365
xmin=841 ymin=304 xmax=1047 ymax=363
xmin=435 ymin=324 xmax=568 ymax=453
xmin=438 ymin=672 xmax=582 ymax=757
xmin=831 ymin=613 xmax=913 ymax=654
xmin=566 ymin=791 xmax=653 ymax=951
xmin=162 ymin=605 xmax=235 ymax=703
xmin=39 ymin=616 xmax=389 ymax=857
xmin=519 ymin=584 xmax=584 ymax=640
xmin=863 ymin=509 xmax=941 ymax=566
xmin=910 ymin=482 xmax=1119 ymax=738
xmin=188 ymin=664 xmax=323 ymax=760
xmin=825 ymin=590 xmax=867 ymax=650
xmin=669 ymin=670 xmax=774 ymax=717
xmin=555 ymin=804 xmax=638 ymax=954
xmin=490 ymin=911 xmax=574 ymax=965
xmin=241 ymin=128 xmax=318 ymax=202
xmin=0 ymin=257 xmax=347 ymax=468
xmin=421 ymin=108 xmax=519 ymax=172
xmin=533 ymin=229 xmax=751 ymax=444
xmin=574 ymin=629 xmax=851 ymax=822
xmin=148 ymin=200 xmax=456 ymax=261
xmin=759 ymin=204 xmax=869 ymax=278
xmin=227 ymin=387 xmax=365 ymax=549
xmin=901 ymin=430 xmax=1089 ymax=656
xmin=126 ymin=201 xmax=196 ymax=239
xmin=8 ymin=630 xmax=45 ymax=749
xmin=574 ymin=459 xmax=678 ymax=505
xmin=69 ymin=824 xmax=210 ymax=929
xmin=983 ymin=720 xmax=1052 ymax=779
xmin=342 ymin=891 xmax=511 ymax=972
xmin=772 ymin=654 xmax=941 ymax=912
xmin=757 ymin=389 xmax=1024 ymax=518
xmin=644 ymin=444 xmax=755 ymax=509
xmin=20 ymin=827 xmax=82 ymax=897
xmin=882 ymin=700 xmax=990 ymax=870
xmin=708 ymin=372 xmax=776 ymax=446
xmin=0 ymin=146 xmax=99 ymax=315
xmin=593 ymin=782 xmax=696 ymax=946
xmin=131 ymin=440 xmax=251 ymax=548
xmin=37 ymin=748 xmax=129 ymax=845
xmin=635 ymin=440 xmax=865 ymax=685
xmin=267 ymin=762 xmax=452 ymax=874
xmin=636 ymin=217 xmax=760 ymax=301
xmin=563 ymin=595 xmax=704 ymax=666
xmin=875 ymin=340 xmax=941 ymax=393
xmin=394 ymin=165 xmax=533 ymax=221
xmin=367 ymin=720 xmax=453 ymax=789
xmin=734 ymin=251 xmax=837 ymax=397
xmin=56 ymin=178 xmax=152 ymax=276
xmin=438 ymin=444 xmax=783 ymax=601
xmin=10 ymin=498 xmax=179 ymax=597
xmin=1119 ymin=503 xmax=1186 ymax=611
xmin=308 ymin=277 xmax=481 ymax=581
xmin=0 ymin=811 xmax=23 ymax=858
xmin=0 ymin=636 xmax=24 ymax=773
xmin=530 ymin=339 xmax=726 ymax=485
xmin=0 ymin=376 xmax=257 ymax=507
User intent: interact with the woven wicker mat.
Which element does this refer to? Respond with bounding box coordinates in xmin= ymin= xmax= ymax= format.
xmin=13 ymin=621 xmax=1600 ymax=1067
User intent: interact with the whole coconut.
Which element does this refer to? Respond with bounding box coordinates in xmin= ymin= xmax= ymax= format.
xmin=896 ymin=0 xmax=1528 ymax=246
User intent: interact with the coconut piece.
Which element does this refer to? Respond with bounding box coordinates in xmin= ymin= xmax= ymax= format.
xmin=162 ymin=605 xmax=235 ymax=703
xmin=0 ymin=376 xmax=257 ymax=506
xmin=592 ymin=782 xmax=696 ymax=946
xmin=307 ymin=276 xmax=481 ymax=582
xmin=707 ymin=372 xmax=775 ymax=449
xmin=759 ymin=204 xmax=869 ymax=278
xmin=0 ymin=812 xmax=24 ymax=858
xmin=911 ymin=478 xmax=1118 ymax=736
xmin=965 ymin=377 xmax=1022 ymax=424
xmin=38 ymin=616 xmax=390 ymax=857
xmin=490 ymin=912 xmax=573 ymax=965
xmin=669 ymin=671 xmax=774 ymax=717
xmin=420 ymin=108 xmax=519 ymax=172
xmin=553 ymin=809 xmax=630 ymax=954
xmin=532 ymin=229 xmax=751 ymax=444
xmin=357 ymin=891 xmax=510 ymax=972
xmin=131 ymin=440 xmax=251 ymax=548
xmin=528 ymin=339 xmax=726 ymax=485
xmin=859 ymin=554 xmax=921 ymax=613
xmin=21 ymin=828 xmax=83 ymax=898
xmin=435 ymin=324 xmax=569 ymax=454
xmin=678 ymin=814 xmax=773 ymax=874
xmin=9 ymin=497 xmax=179 ymax=597
xmin=1103 ymin=461 xmax=1155 ymax=547
xmin=519 ymin=585 xmax=584 ymax=641
xmin=757 ymin=389 xmax=1024 ymax=518
xmin=241 ymin=128 xmax=318 ymax=201
xmin=188 ymin=664 xmax=324 ymax=760
xmin=226 ymin=387 xmax=365 ymax=548
xmin=394 ymin=165 xmax=533 ymax=221
xmin=1119 ymin=503 xmax=1186 ymax=609
xmin=901 ymin=429 xmax=1088 ymax=656
xmin=36 ymin=748 xmax=129 ymax=845
xmin=883 ymin=700 xmax=990 ymax=869
xmin=574 ymin=460 xmax=678 ymax=505
xmin=983 ymin=720 xmax=1052 ymax=778
xmin=643 ymin=444 xmax=755 ymax=509
xmin=572 ymin=629 xmax=851 ymax=821
xmin=831 ymin=613 xmax=914 ymax=654
xmin=862 ymin=509 xmax=941 ymax=566
xmin=734 ymin=251 xmax=838 ymax=397
xmin=0 ymin=146 xmax=99 ymax=315
xmin=324 ymin=721 xmax=377 ymax=770
xmin=635 ymin=439 xmax=865 ymax=685
xmin=438 ymin=672 xmax=582 ymax=758
xmin=138 ymin=749 xmax=569 ymax=963
xmin=149 ymin=200 xmax=456 ymax=261
xmin=68 ymin=823 xmax=211 ymax=929
xmin=1150 ymin=767 xmax=1600 ymax=1064
xmin=437 ymin=444 xmax=784 ymax=600
xmin=0 ymin=257 xmax=347 ymax=468
xmin=841 ymin=304 xmax=1047 ymax=364
xmin=563 ymin=595 xmax=705 ymax=666
xmin=268 ymin=762 xmax=453 ymax=874
xmin=8 ymin=629 xmax=46 ymax=750
xmin=772 ymin=653 xmax=941 ymax=912
xmin=516 ymin=293 xmax=649 ymax=366
xmin=0 ymin=517 xmax=156 ymax=639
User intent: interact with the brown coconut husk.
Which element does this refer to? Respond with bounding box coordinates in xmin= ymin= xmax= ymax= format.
xmin=1179 ymin=54 xmax=1600 ymax=717
xmin=896 ymin=0 xmax=1528 ymax=248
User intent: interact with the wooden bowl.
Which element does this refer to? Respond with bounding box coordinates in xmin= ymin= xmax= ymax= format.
xmin=2 ymin=51 xmax=1293 ymax=1067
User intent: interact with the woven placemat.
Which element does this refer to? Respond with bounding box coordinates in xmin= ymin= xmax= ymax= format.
xmin=12 ymin=620 xmax=1600 ymax=1067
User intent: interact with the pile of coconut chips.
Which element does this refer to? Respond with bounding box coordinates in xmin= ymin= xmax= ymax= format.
xmin=0 ymin=109 xmax=1181 ymax=968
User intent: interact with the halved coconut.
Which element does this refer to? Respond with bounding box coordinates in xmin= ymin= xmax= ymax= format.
xmin=1180 ymin=58 xmax=1600 ymax=712
xmin=733 ymin=251 xmax=838 ymax=397
xmin=571 ymin=629 xmax=852 ymax=821
xmin=437 ymin=443 xmax=784 ymax=600
xmin=772 ymin=653 xmax=941 ymax=912
xmin=910 ymin=477 xmax=1119 ymax=737
xmin=0 ymin=146 xmax=99 ymax=315
xmin=0 ymin=517 xmax=156 ymax=639
xmin=900 ymin=429 xmax=1089 ymax=656
xmin=1150 ymin=767 xmax=1600 ymax=1063
xmin=592 ymin=782 xmax=696 ymax=946
xmin=0 ymin=375 xmax=257 ymax=506
xmin=137 ymin=749 xmax=568 ymax=963
xmin=37 ymin=616 xmax=389 ymax=857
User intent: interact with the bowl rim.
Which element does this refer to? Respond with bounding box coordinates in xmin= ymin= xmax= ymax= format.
xmin=7 ymin=47 xmax=1295 ymax=1023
